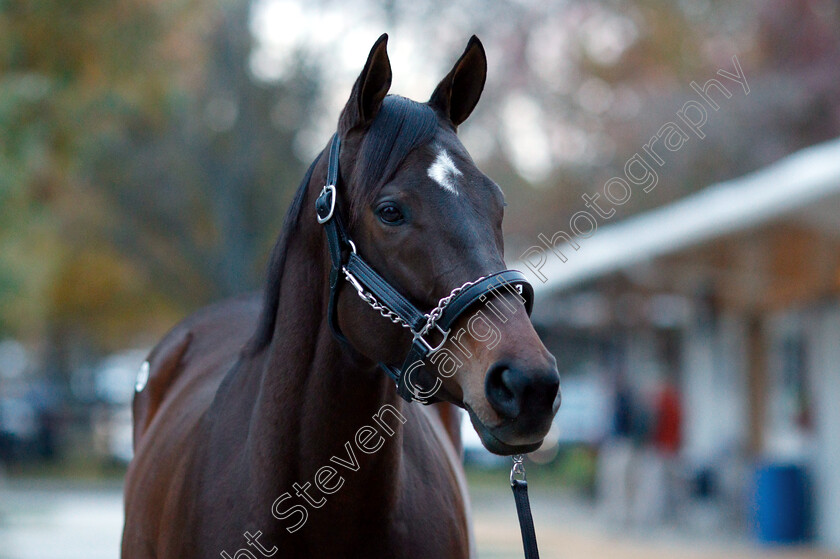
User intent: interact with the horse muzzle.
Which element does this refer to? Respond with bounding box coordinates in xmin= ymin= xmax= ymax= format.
xmin=467 ymin=361 xmax=561 ymax=455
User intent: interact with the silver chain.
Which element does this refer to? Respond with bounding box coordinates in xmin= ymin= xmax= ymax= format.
xmin=416 ymin=274 xmax=493 ymax=337
xmin=342 ymin=267 xmax=413 ymax=329
xmin=342 ymin=266 xmax=493 ymax=340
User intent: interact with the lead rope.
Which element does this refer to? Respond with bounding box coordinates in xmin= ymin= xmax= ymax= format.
xmin=510 ymin=455 xmax=540 ymax=559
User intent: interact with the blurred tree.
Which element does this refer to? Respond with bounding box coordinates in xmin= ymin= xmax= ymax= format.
xmin=325 ymin=0 xmax=840 ymax=250
xmin=90 ymin=0 xmax=318 ymax=313
xmin=0 ymin=0 xmax=197 ymax=339
xmin=0 ymin=0 xmax=320 ymax=374
xmin=2 ymin=0 xmax=838 ymax=367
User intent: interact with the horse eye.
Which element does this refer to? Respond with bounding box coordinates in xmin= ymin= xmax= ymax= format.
xmin=376 ymin=202 xmax=404 ymax=225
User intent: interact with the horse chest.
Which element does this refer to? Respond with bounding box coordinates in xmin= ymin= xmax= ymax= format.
xmin=329 ymin=454 xmax=471 ymax=559
xmin=389 ymin=468 xmax=472 ymax=558
xmin=386 ymin=415 xmax=473 ymax=557
xmin=292 ymin=419 xmax=471 ymax=558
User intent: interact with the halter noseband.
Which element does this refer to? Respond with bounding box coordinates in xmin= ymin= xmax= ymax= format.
xmin=315 ymin=134 xmax=535 ymax=404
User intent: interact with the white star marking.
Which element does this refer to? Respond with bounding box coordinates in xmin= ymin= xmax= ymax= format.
xmin=427 ymin=148 xmax=462 ymax=195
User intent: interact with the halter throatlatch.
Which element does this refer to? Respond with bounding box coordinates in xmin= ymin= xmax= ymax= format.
xmin=315 ymin=134 xmax=535 ymax=404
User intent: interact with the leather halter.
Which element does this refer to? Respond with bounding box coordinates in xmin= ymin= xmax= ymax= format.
xmin=315 ymin=134 xmax=535 ymax=404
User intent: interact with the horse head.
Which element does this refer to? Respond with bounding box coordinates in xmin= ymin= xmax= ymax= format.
xmin=329 ymin=34 xmax=561 ymax=455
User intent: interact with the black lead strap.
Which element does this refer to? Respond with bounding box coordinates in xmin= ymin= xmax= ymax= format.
xmin=511 ymin=456 xmax=540 ymax=559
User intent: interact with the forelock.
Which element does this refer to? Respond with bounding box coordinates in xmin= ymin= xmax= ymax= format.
xmin=349 ymin=95 xmax=438 ymax=221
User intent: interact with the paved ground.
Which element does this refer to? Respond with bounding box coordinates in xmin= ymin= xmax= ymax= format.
xmin=0 ymin=479 xmax=124 ymax=559
xmin=470 ymin=484 xmax=838 ymax=559
xmin=0 ymin=478 xmax=837 ymax=559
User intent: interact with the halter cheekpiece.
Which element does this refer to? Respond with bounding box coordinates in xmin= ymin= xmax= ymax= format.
xmin=315 ymin=134 xmax=535 ymax=404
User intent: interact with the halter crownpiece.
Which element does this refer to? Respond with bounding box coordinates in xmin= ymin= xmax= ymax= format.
xmin=315 ymin=133 xmax=535 ymax=404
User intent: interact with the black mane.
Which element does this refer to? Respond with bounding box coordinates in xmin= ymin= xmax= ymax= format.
xmin=247 ymin=154 xmax=321 ymax=353
xmin=248 ymin=95 xmax=438 ymax=352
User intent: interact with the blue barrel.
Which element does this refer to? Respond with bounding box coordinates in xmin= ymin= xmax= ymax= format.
xmin=752 ymin=463 xmax=809 ymax=544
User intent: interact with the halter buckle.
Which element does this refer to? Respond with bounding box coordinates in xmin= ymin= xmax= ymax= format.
xmin=413 ymin=324 xmax=450 ymax=353
xmin=343 ymin=267 xmax=366 ymax=297
xmin=316 ymin=184 xmax=336 ymax=224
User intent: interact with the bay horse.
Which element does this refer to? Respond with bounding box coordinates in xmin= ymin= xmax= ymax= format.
xmin=122 ymin=34 xmax=560 ymax=559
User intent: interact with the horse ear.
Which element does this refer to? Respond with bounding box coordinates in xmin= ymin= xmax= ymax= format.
xmin=428 ymin=35 xmax=487 ymax=128
xmin=339 ymin=33 xmax=392 ymax=133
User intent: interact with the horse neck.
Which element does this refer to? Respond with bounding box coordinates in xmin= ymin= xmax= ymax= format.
xmin=245 ymin=162 xmax=406 ymax=512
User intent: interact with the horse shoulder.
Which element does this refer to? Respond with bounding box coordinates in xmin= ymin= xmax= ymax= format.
xmin=132 ymin=325 xmax=192 ymax=447
xmin=123 ymin=294 xmax=263 ymax=558
xmin=131 ymin=294 xmax=262 ymax=445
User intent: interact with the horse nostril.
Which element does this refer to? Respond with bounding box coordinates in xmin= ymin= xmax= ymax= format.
xmin=537 ymin=374 xmax=561 ymax=411
xmin=485 ymin=364 xmax=521 ymax=419
xmin=485 ymin=363 xmax=561 ymax=422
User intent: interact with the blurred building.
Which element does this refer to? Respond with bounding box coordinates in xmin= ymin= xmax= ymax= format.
xmin=527 ymin=137 xmax=840 ymax=549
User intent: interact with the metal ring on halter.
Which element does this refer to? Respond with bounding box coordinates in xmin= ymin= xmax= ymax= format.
xmin=317 ymin=184 xmax=336 ymax=224
xmin=413 ymin=323 xmax=450 ymax=353
xmin=347 ymin=239 xmax=357 ymax=254
xmin=510 ymin=454 xmax=526 ymax=486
